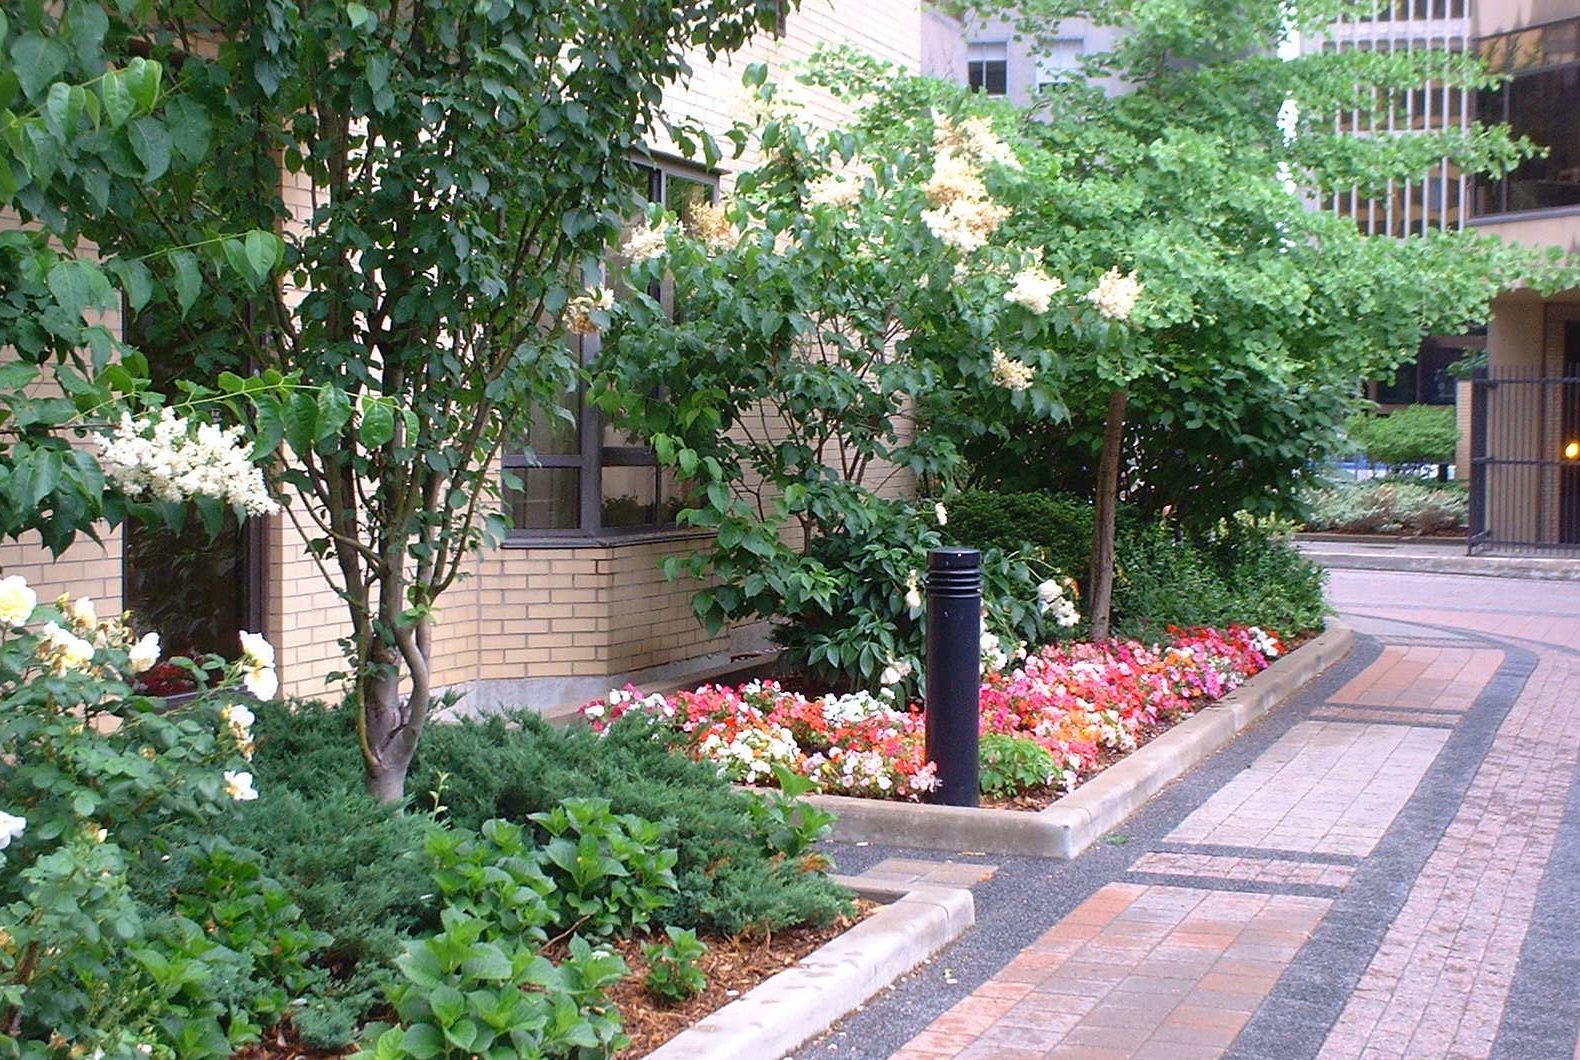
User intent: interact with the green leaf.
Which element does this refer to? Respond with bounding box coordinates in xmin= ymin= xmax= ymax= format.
xmin=222 ymin=238 xmax=257 ymax=288
xmin=244 ymin=229 xmax=282 ymax=283
xmin=109 ymin=257 xmax=153 ymax=312
xmin=170 ymin=250 xmax=201 ymax=316
xmin=98 ymin=67 xmax=134 ymax=127
xmin=252 ymin=396 xmax=285 ymax=459
xmin=281 ymin=391 xmax=317 ymax=455
xmin=315 ymin=385 xmax=352 ymax=442
xmin=127 ymin=117 xmax=171 ymax=180
xmin=11 ymin=35 xmax=67 ymax=99
xmin=358 ymin=399 xmax=395 ymax=447
xmin=400 ymin=1024 xmax=445 ymax=1060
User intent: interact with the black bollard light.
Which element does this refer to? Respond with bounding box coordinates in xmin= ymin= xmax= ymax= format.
xmin=925 ymin=547 xmax=981 ymax=807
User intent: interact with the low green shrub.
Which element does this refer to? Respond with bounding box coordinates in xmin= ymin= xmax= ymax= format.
xmin=409 ymin=712 xmax=853 ymax=937
xmin=943 ymin=490 xmax=1098 ymax=575
xmin=1303 ymin=479 xmax=1468 ymax=535
xmin=978 ymin=734 xmax=1057 ymax=800
xmin=1345 ymin=405 xmax=1458 ymax=473
xmin=644 ymin=927 xmax=708 ymax=1003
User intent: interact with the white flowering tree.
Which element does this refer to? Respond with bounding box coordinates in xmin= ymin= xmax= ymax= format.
xmin=928 ymin=0 xmax=1575 ymax=635
xmin=596 ymin=79 xmax=1137 ymax=691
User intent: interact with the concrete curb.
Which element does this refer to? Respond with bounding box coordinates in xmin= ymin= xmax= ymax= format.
xmin=806 ymin=622 xmax=1355 ymax=859
xmin=643 ymin=876 xmax=974 ymax=1060
xmin=1298 ymin=548 xmax=1580 ymax=581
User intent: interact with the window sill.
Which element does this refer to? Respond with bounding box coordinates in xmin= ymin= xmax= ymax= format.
xmin=1468 ymin=203 xmax=1580 ymax=226
xmin=502 ymin=527 xmax=715 ymax=550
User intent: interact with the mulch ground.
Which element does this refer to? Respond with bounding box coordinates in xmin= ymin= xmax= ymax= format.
xmin=609 ymin=899 xmax=878 ymax=1057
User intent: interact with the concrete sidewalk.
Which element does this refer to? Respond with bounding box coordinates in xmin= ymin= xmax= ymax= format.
xmin=1295 ymin=535 xmax=1580 ymax=581
xmin=798 ymin=571 xmax=1580 ymax=1060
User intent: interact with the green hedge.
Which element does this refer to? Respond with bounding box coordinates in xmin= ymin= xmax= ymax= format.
xmin=1345 ymin=405 xmax=1458 ymax=472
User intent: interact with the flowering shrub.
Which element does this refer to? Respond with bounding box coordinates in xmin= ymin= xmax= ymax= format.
xmin=582 ymin=625 xmax=1282 ymax=802
xmin=0 ymin=575 xmax=299 ymax=1055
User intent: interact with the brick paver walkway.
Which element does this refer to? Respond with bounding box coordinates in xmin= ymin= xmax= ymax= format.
xmin=815 ymin=571 xmax=1580 ymax=1060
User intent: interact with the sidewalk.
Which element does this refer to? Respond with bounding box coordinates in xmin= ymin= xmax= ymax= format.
xmin=1295 ymin=535 xmax=1580 ymax=581
xmin=799 ymin=570 xmax=1580 ymax=1060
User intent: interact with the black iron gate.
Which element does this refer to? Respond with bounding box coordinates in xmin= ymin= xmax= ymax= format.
xmin=1468 ymin=365 xmax=1580 ymax=556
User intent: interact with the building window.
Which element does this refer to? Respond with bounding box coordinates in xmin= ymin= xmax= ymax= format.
xmin=1473 ymin=16 xmax=1580 ymax=217
xmin=968 ymin=42 xmax=1009 ymax=95
xmin=1034 ymin=38 xmax=1084 ymax=93
xmin=121 ymin=314 xmax=267 ymax=683
xmin=504 ymin=159 xmax=714 ymax=540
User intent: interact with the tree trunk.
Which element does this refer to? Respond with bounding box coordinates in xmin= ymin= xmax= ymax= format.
xmin=1087 ymin=388 xmax=1129 ymax=641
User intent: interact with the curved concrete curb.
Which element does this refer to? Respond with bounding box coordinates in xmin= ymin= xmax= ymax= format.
xmin=806 ymin=622 xmax=1355 ymax=859
xmin=643 ymin=876 xmax=974 ymax=1060
xmin=1301 ymin=548 xmax=1580 ymax=581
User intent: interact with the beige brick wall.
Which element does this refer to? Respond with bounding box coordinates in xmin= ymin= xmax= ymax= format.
xmin=4 ymin=4 xmax=936 ymax=713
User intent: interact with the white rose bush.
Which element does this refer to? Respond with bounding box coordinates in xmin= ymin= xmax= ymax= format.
xmin=0 ymin=574 xmax=314 ymax=1051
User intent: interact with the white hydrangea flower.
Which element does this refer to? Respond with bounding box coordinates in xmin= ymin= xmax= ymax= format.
xmin=621 ymin=220 xmax=670 ymax=263
xmin=0 ymin=575 xmax=37 ymax=628
xmin=1004 ymin=266 xmax=1065 ymax=314
xmin=128 ymin=631 xmax=161 ymax=673
xmin=991 ymin=349 xmax=1035 ymax=391
xmin=223 ymin=770 xmax=259 ymax=802
xmin=0 ymin=811 xmax=25 ymax=850
xmin=1086 ymin=267 xmax=1144 ymax=321
xmin=97 ymin=409 xmax=279 ymax=516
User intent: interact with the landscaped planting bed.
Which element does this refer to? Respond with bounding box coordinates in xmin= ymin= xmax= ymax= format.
xmin=581 ymin=625 xmax=1288 ymax=805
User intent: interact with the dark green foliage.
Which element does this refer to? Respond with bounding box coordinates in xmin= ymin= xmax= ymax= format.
xmin=943 ymin=490 xmax=1326 ymax=638
xmin=411 ymin=713 xmax=852 ymax=937
xmin=644 ymin=927 xmax=708 ymax=1003
xmin=1345 ymin=405 xmax=1460 ymax=472
xmin=1112 ymin=521 xmax=1328 ymax=639
xmin=979 ymin=734 xmax=1057 ymax=800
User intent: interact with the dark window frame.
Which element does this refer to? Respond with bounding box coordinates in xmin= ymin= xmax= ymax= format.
xmin=504 ymin=156 xmax=717 ymax=545
xmin=1471 ymin=15 xmax=1580 ymax=220
xmin=968 ymin=42 xmax=1009 ymax=96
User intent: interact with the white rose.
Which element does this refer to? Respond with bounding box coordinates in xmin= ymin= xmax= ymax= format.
xmin=41 ymin=622 xmax=95 ymax=671
xmin=223 ymin=770 xmax=259 ymax=802
xmin=1037 ymin=578 xmax=1061 ymax=606
xmin=238 ymin=630 xmax=275 ymax=669
xmin=68 ymin=596 xmax=97 ymax=630
xmin=223 ymin=703 xmax=256 ymax=732
xmin=934 ymin=502 xmax=948 ymax=526
xmin=242 ymin=664 xmax=279 ymax=701
xmin=0 ymin=811 xmax=26 ymax=849
xmin=128 ymin=631 xmax=161 ymax=674
xmin=0 ymin=576 xmax=37 ymax=628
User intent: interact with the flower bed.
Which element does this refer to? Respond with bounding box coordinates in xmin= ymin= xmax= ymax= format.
xmin=582 ymin=626 xmax=1285 ymax=802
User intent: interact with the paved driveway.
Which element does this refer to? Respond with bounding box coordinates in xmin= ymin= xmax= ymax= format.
xmin=801 ymin=571 xmax=1580 ymax=1060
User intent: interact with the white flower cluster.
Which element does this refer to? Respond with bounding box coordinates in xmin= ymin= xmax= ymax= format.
xmin=128 ymin=632 xmax=160 ymax=673
xmin=921 ymin=119 xmax=1013 ymax=254
xmin=239 ymin=631 xmax=279 ymax=701
xmin=564 ymin=287 xmax=614 ymax=336
xmin=40 ymin=621 xmax=95 ymax=673
xmin=807 ymin=161 xmax=873 ymax=209
xmin=698 ymin=724 xmax=798 ymax=785
xmin=223 ymin=703 xmax=256 ymax=759
xmin=224 ymin=769 xmax=258 ymax=802
xmin=1248 ymin=626 xmax=1282 ymax=658
xmin=1005 ymin=265 xmax=1065 ymax=314
xmin=903 ymin=570 xmax=923 ymax=611
xmin=1037 ymin=577 xmax=1081 ymax=629
xmin=822 ymin=747 xmax=893 ymax=793
xmin=587 ymin=686 xmax=673 ymax=722
xmin=877 ymin=658 xmax=913 ymax=691
xmin=1086 ymin=267 xmax=1143 ymax=322
xmin=821 ymin=689 xmax=898 ymax=726
xmin=0 ymin=575 xmax=37 ymax=627
xmin=991 ymin=349 xmax=1036 ymax=391
xmin=97 ymin=409 xmax=279 ymax=516
xmin=621 ymin=219 xmax=671 ymax=263
xmin=686 ymin=199 xmax=738 ymax=254
xmin=0 ymin=810 xmax=26 ymax=850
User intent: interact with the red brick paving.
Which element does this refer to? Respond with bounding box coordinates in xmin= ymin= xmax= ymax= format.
xmin=889 ymin=574 xmax=1580 ymax=1060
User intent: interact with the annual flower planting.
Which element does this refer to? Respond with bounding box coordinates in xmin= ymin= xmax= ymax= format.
xmin=582 ymin=625 xmax=1284 ymax=803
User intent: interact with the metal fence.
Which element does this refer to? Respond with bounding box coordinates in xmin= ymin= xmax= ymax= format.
xmin=1468 ymin=369 xmax=1580 ymax=556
